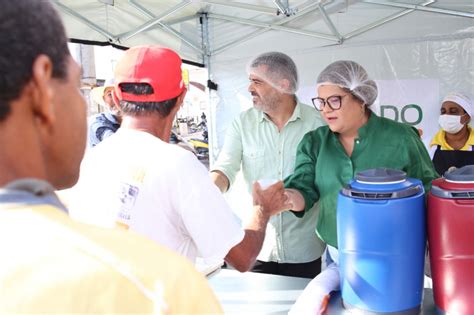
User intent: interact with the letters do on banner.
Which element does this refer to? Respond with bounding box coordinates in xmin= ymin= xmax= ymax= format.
xmin=380 ymin=104 xmax=423 ymax=125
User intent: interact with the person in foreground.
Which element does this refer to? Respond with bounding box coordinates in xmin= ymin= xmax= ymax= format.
xmin=211 ymin=51 xmax=326 ymax=278
xmin=271 ymin=60 xmax=437 ymax=313
xmin=0 ymin=1 xmax=222 ymax=313
xmin=68 ymin=45 xmax=288 ymax=272
xmin=429 ymin=92 xmax=474 ymax=175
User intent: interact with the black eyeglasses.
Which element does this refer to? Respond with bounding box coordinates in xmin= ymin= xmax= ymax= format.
xmin=311 ymin=94 xmax=350 ymax=111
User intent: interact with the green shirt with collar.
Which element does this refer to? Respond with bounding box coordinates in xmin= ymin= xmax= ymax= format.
xmin=284 ymin=112 xmax=439 ymax=248
xmin=212 ymin=101 xmax=326 ymax=263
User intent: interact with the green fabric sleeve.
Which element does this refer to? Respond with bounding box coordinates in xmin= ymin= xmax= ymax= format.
xmin=284 ymin=131 xmax=320 ymax=217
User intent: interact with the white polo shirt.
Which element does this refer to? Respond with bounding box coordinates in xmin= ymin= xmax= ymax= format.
xmin=69 ymin=128 xmax=244 ymax=263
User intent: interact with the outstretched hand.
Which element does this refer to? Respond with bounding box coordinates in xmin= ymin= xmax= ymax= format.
xmin=318 ymin=294 xmax=330 ymax=315
xmin=252 ymin=180 xmax=293 ymax=217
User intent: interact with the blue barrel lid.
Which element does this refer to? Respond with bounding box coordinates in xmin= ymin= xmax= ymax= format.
xmin=444 ymin=165 xmax=474 ymax=182
xmin=342 ymin=168 xmax=423 ymax=200
xmin=355 ymin=168 xmax=406 ymax=183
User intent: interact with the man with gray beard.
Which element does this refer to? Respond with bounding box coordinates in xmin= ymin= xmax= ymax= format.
xmin=211 ymin=51 xmax=326 ymax=278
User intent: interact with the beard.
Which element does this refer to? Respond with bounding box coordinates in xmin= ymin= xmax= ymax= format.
xmin=252 ymin=91 xmax=281 ymax=112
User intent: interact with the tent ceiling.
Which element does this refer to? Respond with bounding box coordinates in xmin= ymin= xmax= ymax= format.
xmin=53 ymin=0 xmax=473 ymax=64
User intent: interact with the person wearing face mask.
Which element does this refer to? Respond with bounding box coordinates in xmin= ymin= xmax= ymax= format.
xmin=89 ymin=78 xmax=123 ymax=148
xmin=429 ymin=92 xmax=474 ymax=175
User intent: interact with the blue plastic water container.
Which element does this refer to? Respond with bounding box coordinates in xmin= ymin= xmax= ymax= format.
xmin=337 ymin=168 xmax=426 ymax=314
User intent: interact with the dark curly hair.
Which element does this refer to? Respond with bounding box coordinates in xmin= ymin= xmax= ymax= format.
xmin=0 ymin=0 xmax=69 ymax=121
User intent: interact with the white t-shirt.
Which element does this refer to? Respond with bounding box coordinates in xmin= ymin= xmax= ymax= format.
xmin=69 ymin=129 xmax=244 ymax=263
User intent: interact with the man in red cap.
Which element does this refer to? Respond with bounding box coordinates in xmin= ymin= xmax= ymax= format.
xmin=69 ymin=45 xmax=288 ymax=272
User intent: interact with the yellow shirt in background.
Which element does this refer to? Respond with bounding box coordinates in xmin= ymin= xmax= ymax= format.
xmin=430 ymin=126 xmax=474 ymax=151
xmin=0 ymin=204 xmax=222 ymax=314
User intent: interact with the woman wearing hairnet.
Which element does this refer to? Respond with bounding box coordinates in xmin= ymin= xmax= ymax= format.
xmin=429 ymin=92 xmax=474 ymax=175
xmin=279 ymin=60 xmax=438 ymax=313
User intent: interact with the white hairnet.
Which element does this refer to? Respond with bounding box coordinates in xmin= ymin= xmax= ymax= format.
xmin=442 ymin=92 xmax=472 ymax=118
xmin=316 ymin=60 xmax=378 ymax=106
xmin=247 ymin=51 xmax=298 ymax=94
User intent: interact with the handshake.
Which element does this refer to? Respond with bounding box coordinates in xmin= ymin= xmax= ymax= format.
xmin=252 ymin=179 xmax=305 ymax=217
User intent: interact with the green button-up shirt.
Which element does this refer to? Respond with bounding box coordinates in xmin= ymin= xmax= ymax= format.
xmin=212 ymin=102 xmax=326 ymax=263
xmin=284 ymin=113 xmax=439 ymax=248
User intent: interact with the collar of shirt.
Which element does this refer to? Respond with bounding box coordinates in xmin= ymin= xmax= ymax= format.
xmin=331 ymin=111 xmax=379 ymax=146
xmin=430 ymin=126 xmax=474 ymax=150
xmin=0 ymin=179 xmax=68 ymax=212
xmin=357 ymin=111 xmax=378 ymax=140
xmin=103 ymin=112 xmax=120 ymax=124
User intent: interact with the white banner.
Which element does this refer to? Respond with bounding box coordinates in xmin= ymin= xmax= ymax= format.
xmin=373 ymin=79 xmax=440 ymax=149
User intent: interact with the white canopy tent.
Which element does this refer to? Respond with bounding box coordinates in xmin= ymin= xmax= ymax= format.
xmin=53 ymin=0 xmax=473 ymax=161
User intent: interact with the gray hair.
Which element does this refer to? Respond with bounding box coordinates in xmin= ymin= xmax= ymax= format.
xmin=248 ymin=52 xmax=299 ymax=94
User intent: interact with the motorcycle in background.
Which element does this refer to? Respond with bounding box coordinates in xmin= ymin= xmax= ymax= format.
xmin=189 ymin=116 xmax=208 ymax=159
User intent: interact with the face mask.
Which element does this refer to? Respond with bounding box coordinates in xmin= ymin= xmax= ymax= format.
xmin=438 ymin=114 xmax=465 ymax=134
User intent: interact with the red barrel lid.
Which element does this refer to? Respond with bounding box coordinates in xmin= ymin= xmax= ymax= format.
xmin=431 ymin=165 xmax=474 ymax=199
xmin=444 ymin=165 xmax=474 ymax=182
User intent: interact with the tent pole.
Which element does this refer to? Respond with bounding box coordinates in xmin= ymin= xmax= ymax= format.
xmin=201 ymin=0 xmax=277 ymax=15
xmin=200 ymin=13 xmax=217 ymax=166
xmin=345 ymin=0 xmax=435 ymax=40
xmin=118 ymin=1 xmax=191 ymax=41
xmin=126 ymin=0 xmax=202 ymax=54
xmin=166 ymin=14 xmax=200 ymax=26
xmin=212 ymin=0 xmax=333 ymax=55
xmin=53 ymin=1 xmax=117 ymax=42
xmin=208 ymin=14 xmax=337 ymax=41
xmin=273 ymin=0 xmax=297 ymax=16
xmin=318 ymin=3 xmax=344 ymax=43
xmin=363 ymin=0 xmax=474 ymax=18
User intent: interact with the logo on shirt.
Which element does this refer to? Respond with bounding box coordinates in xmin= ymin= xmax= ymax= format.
xmin=117 ymin=183 xmax=139 ymax=223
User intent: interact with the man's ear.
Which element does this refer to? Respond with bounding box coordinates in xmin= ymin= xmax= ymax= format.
xmin=174 ymin=88 xmax=188 ymax=114
xmin=30 ymin=54 xmax=55 ymax=126
xmin=279 ymin=79 xmax=291 ymax=93
xmin=168 ymin=88 xmax=188 ymax=120
xmin=176 ymin=88 xmax=188 ymax=109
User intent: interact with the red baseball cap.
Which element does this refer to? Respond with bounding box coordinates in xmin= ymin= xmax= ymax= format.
xmin=114 ymin=45 xmax=185 ymax=103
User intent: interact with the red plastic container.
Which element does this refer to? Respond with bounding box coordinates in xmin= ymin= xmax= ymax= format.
xmin=428 ymin=165 xmax=474 ymax=315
